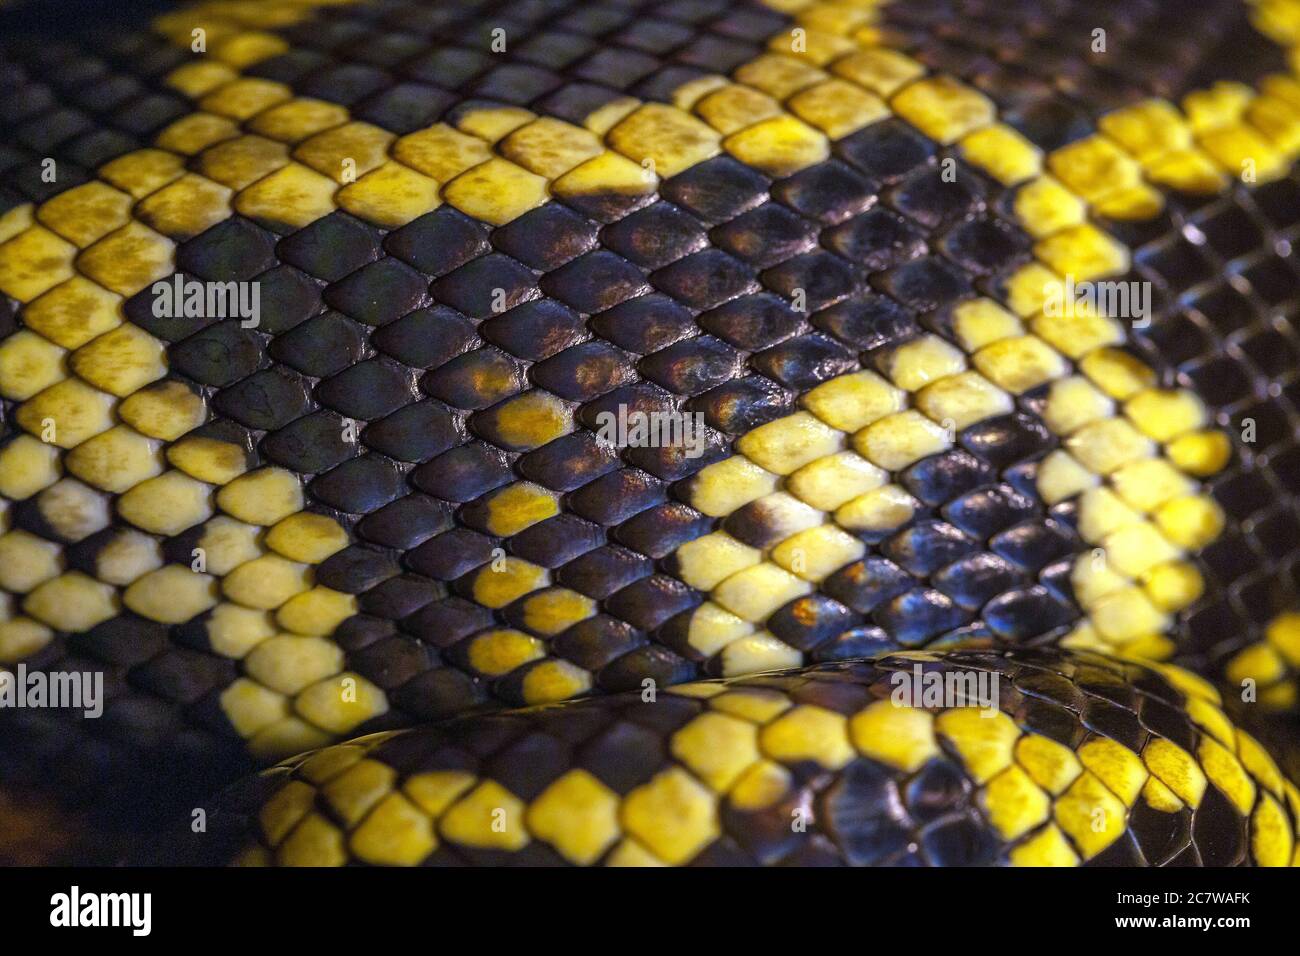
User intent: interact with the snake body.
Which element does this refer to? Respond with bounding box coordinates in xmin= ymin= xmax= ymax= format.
xmin=2 ymin=0 xmax=1300 ymax=865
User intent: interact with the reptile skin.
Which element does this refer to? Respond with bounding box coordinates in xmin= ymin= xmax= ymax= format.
xmin=2 ymin=0 xmax=1300 ymax=866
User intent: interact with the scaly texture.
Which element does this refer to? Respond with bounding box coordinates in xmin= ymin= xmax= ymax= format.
xmin=0 ymin=0 xmax=1299 ymax=863
xmin=205 ymin=649 xmax=1300 ymax=867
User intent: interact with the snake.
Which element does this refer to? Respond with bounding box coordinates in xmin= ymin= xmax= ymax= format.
xmin=2 ymin=0 xmax=1300 ymax=867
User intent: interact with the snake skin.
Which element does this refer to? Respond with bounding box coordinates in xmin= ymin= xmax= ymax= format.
xmin=0 ymin=0 xmax=1299 ymax=865
xmin=199 ymin=648 xmax=1300 ymax=867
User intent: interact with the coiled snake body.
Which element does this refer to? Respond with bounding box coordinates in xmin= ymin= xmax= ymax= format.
xmin=2 ymin=0 xmax=1300 ymax=866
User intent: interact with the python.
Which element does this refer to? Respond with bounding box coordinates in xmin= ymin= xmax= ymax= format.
xmin=1 ymin=0 xmax=1300 ymax=868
